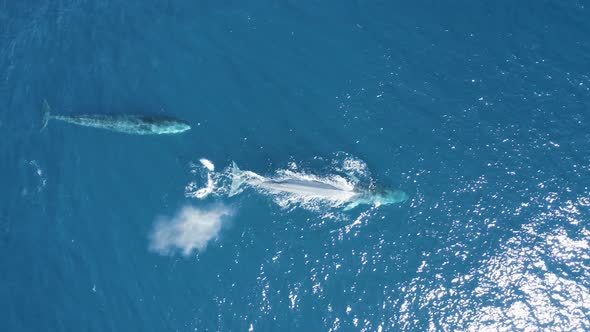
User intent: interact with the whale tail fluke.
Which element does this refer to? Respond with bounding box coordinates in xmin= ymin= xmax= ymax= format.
xmin=228 ymin=161 xmax=248 ymax=197
xmin=228 ymin=162 xmax=265 ymax=197
xmin=41 ymin=99 xmax=51 ymax=131
xmin=228 ymin=162 xmax=245 ymax=197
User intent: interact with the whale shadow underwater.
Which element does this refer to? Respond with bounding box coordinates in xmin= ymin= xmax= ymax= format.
xmin=40 ymin=100 xmax=191 ymax=135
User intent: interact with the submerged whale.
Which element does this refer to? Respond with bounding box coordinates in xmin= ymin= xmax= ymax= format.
xmin=41 ymin=100 xmax=191 ymax=135
xmin=228 ymin=162 xmax=408 ymax=210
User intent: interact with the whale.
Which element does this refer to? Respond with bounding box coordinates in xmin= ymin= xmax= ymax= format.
xmin=41 ymin=100 xmax=191 ymax=135
xmin=227 ymin=162 xmax=408 ymax=210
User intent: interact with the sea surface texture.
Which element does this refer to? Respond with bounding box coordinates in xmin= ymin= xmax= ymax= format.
xmin=2 ymin=1 xmax=590 ymax=331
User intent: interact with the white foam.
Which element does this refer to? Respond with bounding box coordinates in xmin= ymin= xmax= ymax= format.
xmin=342 ymin=156 xmax=368 ymax=177
xmin=193 ymin=172 xmax=215 ymax=198
xmin=186 ymin=159 xmax=218 ymax=199
xmin=199 ymin=158 xmax=215 ymax=171
xmin=149 ymin=204 xmax=233 ymax=257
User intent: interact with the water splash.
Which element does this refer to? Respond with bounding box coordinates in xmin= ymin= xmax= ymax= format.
xmin=148 ymin=204 xmax=234 ymax=257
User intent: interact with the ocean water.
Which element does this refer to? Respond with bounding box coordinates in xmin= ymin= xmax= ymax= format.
xmin=2 ymin=1 xmax=590 ymax=331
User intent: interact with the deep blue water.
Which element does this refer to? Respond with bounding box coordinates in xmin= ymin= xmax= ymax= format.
xmin=2 ymin=1 xmax=590 ymax=331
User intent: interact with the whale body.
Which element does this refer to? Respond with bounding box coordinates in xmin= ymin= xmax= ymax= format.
xmin=228 ymin=162 xmax=407 ymax=210
xmin=41 ymin=100 xmax=190 ymax=135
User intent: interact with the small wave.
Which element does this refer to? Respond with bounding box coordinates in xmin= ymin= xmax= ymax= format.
xmin=24 ymin=160 xmax=47 ymax=195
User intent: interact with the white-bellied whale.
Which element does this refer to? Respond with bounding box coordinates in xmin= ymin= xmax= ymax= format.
xmin=41 ymin=100 xmax=191 ymax=135
xmin=227 ymin=162 xmax=408 ymax=210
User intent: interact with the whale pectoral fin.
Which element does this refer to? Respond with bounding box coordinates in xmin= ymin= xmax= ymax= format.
xmin=343 ymin=201 xmax=360 ymax=211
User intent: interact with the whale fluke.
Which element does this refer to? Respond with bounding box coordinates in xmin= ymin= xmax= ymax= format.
xmin=41 ymin=99 xmax=51 ymax=131
xmin=229 ymin=162 xmax=246 ymax=197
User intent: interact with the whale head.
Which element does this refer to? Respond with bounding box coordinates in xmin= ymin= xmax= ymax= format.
xmin=371 ymin=189 xmax=408 ymax=206
xmin=344 ymin=188 xmax=408 ymax=210
xmin=152 ymin=119 xmax=191 ymax=134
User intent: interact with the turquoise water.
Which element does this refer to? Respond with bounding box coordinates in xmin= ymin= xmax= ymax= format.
xmin=2 ymin=1 xmax=590 ymax=331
